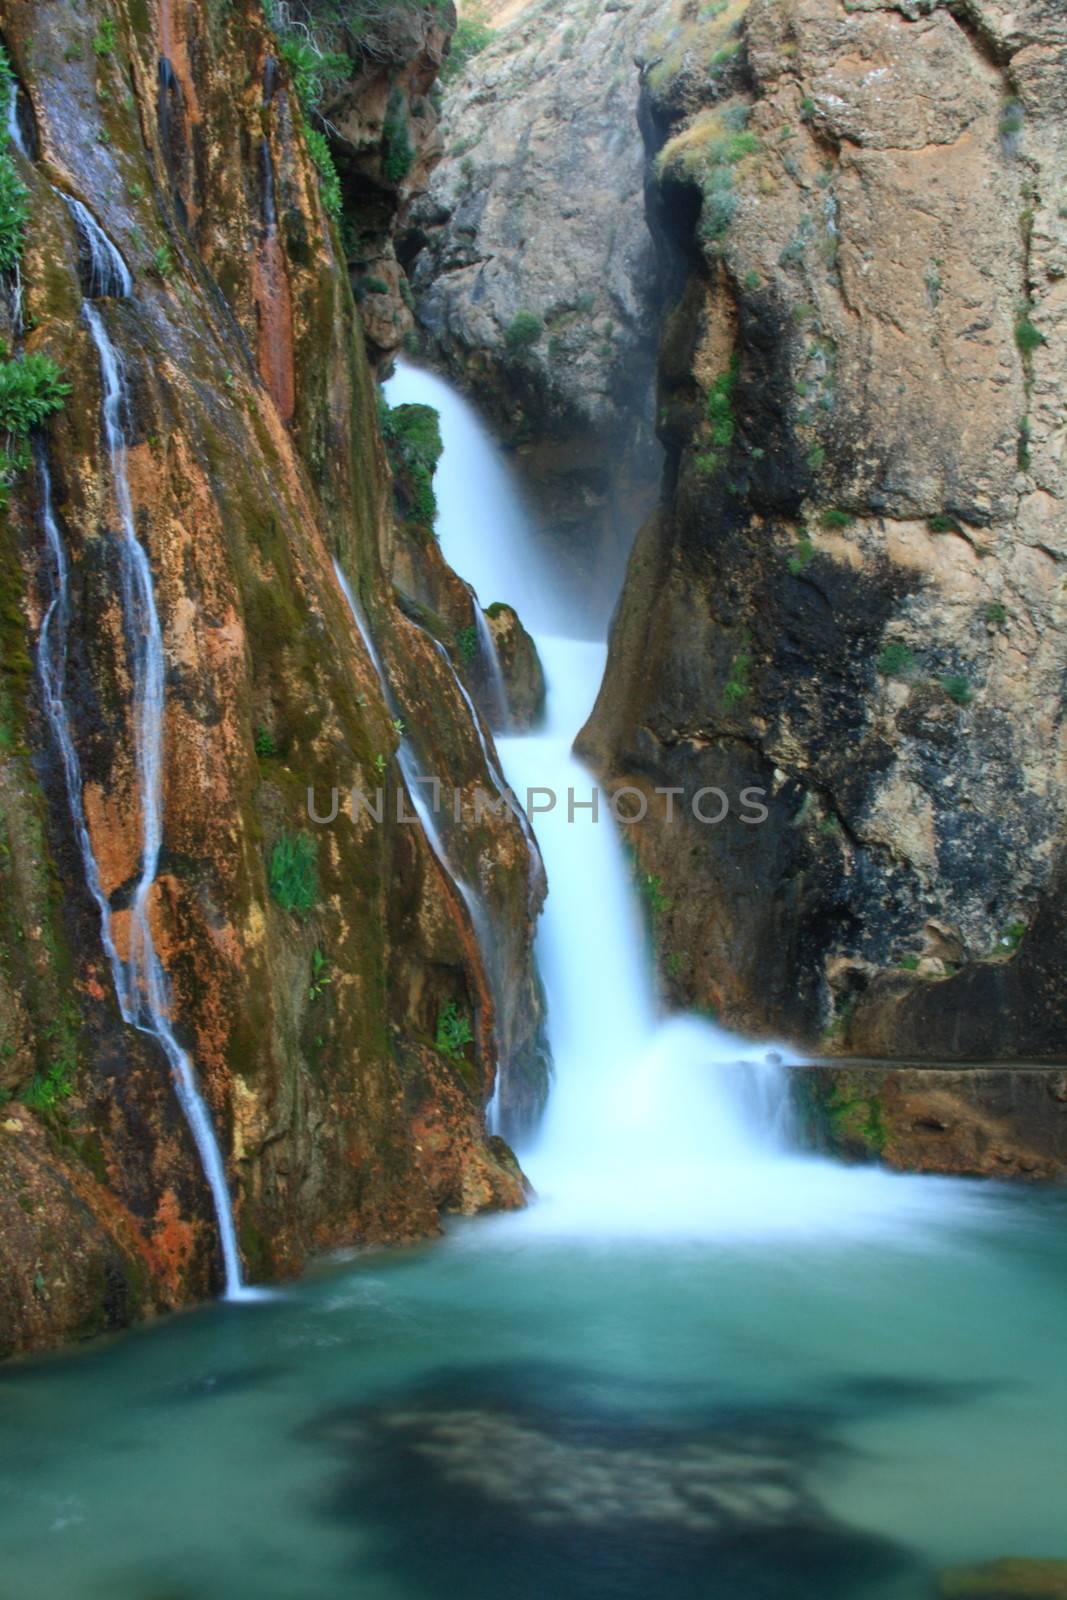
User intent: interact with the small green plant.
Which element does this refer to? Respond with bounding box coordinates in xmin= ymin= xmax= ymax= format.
xmin=940 ymin=672 xmax=972 ymax=706
xmin=128 ymin=180 xmax=146 ymax=201
xmin=743 ymin=270 xmax=761 ymax=291
xmin=821 ymin=508 xmax=854 ymax=530
xmin=927 ymin=513 xmax=961 ymax=534
xmin=504 ymin=310 xmax=543 ymax=354
xmin=984 ymin=601 xmax=1007 ymax=626
xmin=92 ymin=17 xmax=117 ymax=57
xmin=308 ymin=947 xmax=332 ymax=1000
xmin=456 ymin=624 xmax=478 ymax=665
xmin=277 ymin=34 xmax=348 ymax=114
xmin=1015 ymin=314 xmax=1044 ymax=357
xmin=799 ymin=96 xmax=816 ymax=122
xmin=268 ymin=831 xmax=318 ymax=918
xmin=999 ymin=98 xmax=1024 ymax=139
xmin=1017 ymin=415 xmax=1032 ymax=470
xmin=898 ymin=955 xmax=920 ymax=972
xmin=373 ymin=752 xmax=386 ymax=775
xmin=695 ymin=357 xmax=737 ymax=477
xmin=152 ymin=242 xmax=175 ymax=279
xmin=640 ymin=872 xmax=671 ymax=917
xmin=63 ymin=42 xmax=84 ymax=63
xmin=254 ymin=726 xmax=276 ymax=758
xmin=0 ymin=354 xmax=71 ymax=505
xmin=0 ymin=150 xmax=29 ymax=272
xmin=998 ymin=920 xmax=1026 ymax=954
xmin=435 ymin=1000 xmax=473 ymax=1059
xmin=807 ymin=444 xmax=826 ymax=472
xmin=22 ymin=1056 xmax=76 ymax=1112
xmin=722 ymin=639 xmax=753 ymax=706
xmin=787 ymin=534 xmax=815 ymax=575
xmin=355 ymin=275 xmax=390 ymax=299
xmin=392 ymin=717 xmax=405 ymax=737
xmin=876 ymin=641 xmax=916 ymax=679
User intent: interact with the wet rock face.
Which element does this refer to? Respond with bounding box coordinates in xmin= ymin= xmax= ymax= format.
xmin=0 ymin=0 xmax=540 ymax=1358
xmin=308 ymin=0 xmax=457 ymax=371
xmin=485 ymin=603 xmax=544 ymax=731
xmin=793 ymin=1063 xmax=1067 ymax=1180
xmin=406 ymin=0 xmax=670 ymax=626
xmin=581 ymin=0 xmax=1067 ymax=1054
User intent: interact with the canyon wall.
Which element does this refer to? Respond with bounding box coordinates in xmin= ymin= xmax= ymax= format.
xmin=407 ymin=0 xmax=671 ymax=625
xmin=580 ymin=0 xmax=1067 ymax=1057
xmin=0 ymin=0 xmax=543 ymax=1358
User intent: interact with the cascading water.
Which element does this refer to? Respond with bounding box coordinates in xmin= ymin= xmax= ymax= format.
xmin=386 ymin=362 xmax=987 ymax=1240
xmin=79 ymin=303 xmax=245 ymax=1297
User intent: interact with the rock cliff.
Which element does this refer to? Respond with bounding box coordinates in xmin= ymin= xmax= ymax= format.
xmin=580 ymin=0 xmax=1067 ymax=1057
xmin=407 ymin=0 xmax=673 ymax=625
xmin=0 ymin=0 xmax=543 ymax=1359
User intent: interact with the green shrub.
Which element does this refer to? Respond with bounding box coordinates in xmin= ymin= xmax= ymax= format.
xmin=22 ymin=1055 xmax=75 ymax=1112
xmin=1015 ymin=315 xmax=1043 ymax=356
xmin=0 ymin=152 xmax=28 ymax=273
xmin=305 ymin=125 xmax=342 ymax=219
xmin=876 ymin=641 xmax=915 ymax=679
xmin=435 ymin=1000 xmax=473 ymax=1059
xmin=821 ymin=508 xmax=854 ymax=530
xmin=984 ymin=601 xmax=1007 ymax=626
xmin=927 ymin=513 xmax=961 ymax=534
xmin=268 ymin=831 xmax=319 ymax=918
xmin=92 ymin=17 xmax=117 ymax=57
xmin=504 ymin=310 xmax=543 ymax=354
xmin=254 ymin=726 xmax=277 ymax=758
xmin=441 ymin=11 xmax=493 ymax=83
xmin=999 ymin=98 xmax=1024 ymax=139
xmin=640 ymin=872 xmax=671 ymax=917
xmin=382 ymin=89 xmax=414 ymax=183
xmin=0 ymin=354 xmax=70 ymax=434
xmin=308 ymin=947 xmax=332 ymax=1000
xmin=940 ymin=672 xmax=972 ymax=706
xmin=807 ymin=443 xmax=826 ymax=472
xmin=277 ymin=35 xmax=348 ymax=114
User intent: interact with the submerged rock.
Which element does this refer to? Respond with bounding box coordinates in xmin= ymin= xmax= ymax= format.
xmin=940 ymin=1560 xmax=1067 ymax=1598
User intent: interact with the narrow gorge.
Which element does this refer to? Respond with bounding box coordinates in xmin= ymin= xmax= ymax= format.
xmin=0 ymin=2 xmax=1065 ymax=1596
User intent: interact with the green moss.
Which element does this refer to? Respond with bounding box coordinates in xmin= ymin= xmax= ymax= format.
xmin=456 ymin=624 xmax=478 ymax=665
xmin=268 ymin=830 xmax=319 ymax=918
xmin=380 ymin=396 xmax=442 ymax=532
xmin=825 ymin=1080 xmax=887 ymax=1156
xmin=92 ymin=17 xmax=117 ymax=57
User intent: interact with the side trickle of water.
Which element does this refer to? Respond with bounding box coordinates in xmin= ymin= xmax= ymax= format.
xmin=72 ymin=302 xmax=245 ymax=1298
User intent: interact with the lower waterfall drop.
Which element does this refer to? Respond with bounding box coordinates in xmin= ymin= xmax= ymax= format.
xmin=385 ymin=361 xmax=985 ymax=1242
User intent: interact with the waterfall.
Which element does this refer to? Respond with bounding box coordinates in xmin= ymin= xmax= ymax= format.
xmin=63 ymin=198 xmax=133 ymax=299
xmin=61 ymin=302 xmax=246 ymax=1298
xmin=331 ymin=558 xmax=483 ymax=935
xmin=384 ymin=362 xmax=826 ymax=1228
